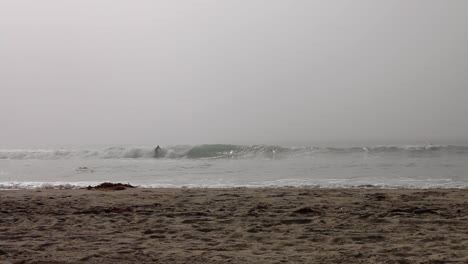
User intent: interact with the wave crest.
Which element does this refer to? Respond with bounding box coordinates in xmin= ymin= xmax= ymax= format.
xmin=0 ymin=144 xmax=467 ymax=160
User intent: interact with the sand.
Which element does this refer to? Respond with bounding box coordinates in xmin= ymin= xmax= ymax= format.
xmin=0 ymin=188 xmax=467 ymax=264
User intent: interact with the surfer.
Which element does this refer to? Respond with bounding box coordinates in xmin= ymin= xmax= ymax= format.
xmin=154 ymin=145 xmax=161 ymax=158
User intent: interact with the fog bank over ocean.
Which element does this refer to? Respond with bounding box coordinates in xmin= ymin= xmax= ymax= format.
xmin=1 ymin=1 xmax=468 ymax=147
xmin=1 ymin=1 xmax=467 ymax=190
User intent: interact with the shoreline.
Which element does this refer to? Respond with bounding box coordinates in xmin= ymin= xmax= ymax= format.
xmin=1 ymin=184 xmax=467 ymax=191
xmin=1 ymin=188 xmax=467 ymax=263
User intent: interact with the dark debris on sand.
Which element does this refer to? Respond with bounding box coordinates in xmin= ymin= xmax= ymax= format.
xmin=86 ymin=182 xmax=135 ymax=191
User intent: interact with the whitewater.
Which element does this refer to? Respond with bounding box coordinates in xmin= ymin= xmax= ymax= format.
xmin=1 ymin=144 xmax=467 ymax=189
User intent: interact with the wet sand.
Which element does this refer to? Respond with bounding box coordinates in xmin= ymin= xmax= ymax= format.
xmin=0 ymin=188 xmax=467 ymax=264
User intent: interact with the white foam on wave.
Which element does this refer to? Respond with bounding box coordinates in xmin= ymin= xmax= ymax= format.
xmin=1 ymin=181 xmax=466 ymax=190
xmin=0 ymin=181 xmax=103 ymax=190
xmin=1 ymin=144 xmax=467 ymax=160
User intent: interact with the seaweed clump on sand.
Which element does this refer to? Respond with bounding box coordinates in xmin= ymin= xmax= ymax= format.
xmin=86 ymin=182 xmax=135 ymax=191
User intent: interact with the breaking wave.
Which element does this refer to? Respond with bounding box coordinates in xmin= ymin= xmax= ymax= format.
xmin=0 ymin=144 xmax=467 ymax=160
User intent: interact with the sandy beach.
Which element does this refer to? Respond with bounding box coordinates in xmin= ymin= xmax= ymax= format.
xmin=0 ymin=187 xmax=467 ymax=264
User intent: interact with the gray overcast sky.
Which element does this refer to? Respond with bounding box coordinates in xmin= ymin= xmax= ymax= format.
xmin=1 ymin=0 xmax=467 ymax=147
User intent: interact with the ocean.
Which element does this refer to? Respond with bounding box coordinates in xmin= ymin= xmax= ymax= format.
xmin=1 ymin=144 xmax=467 ymax=189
